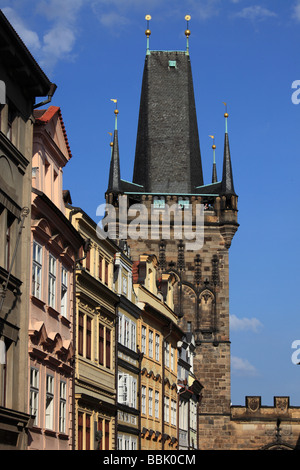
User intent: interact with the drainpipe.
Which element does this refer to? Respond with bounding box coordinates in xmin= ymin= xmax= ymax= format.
xmin=162 ymin=321 xmax=173 ymax=451
xmin=115 ymin=308 xmax=119 ymax=450
xmin=138 ymin=348 xmax=143 ymax=450
xmin=33 ymin=83 xmax=57 ymax=109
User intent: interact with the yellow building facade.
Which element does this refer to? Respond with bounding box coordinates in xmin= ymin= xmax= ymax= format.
xmin=67 ymin=206 xmax=119 ymax=450
xmin=133 ymin=255 xmax=183 ymax=451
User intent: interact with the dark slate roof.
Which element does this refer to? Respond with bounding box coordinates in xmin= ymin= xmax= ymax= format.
xmin=107 ymin=129 xmax=121 ymax=193
xmin=132 ymin=51 xmax=204 ymax=194
xmin=221 ymin=132 xmax=236 ymax=195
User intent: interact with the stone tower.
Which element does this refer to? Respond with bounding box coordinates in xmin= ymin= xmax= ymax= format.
xmin=105 ymin=18 xmax=239 ymax=449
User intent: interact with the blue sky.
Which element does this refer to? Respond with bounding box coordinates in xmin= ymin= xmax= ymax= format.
xmin=2 ymin=0 xmax=300 ymax=406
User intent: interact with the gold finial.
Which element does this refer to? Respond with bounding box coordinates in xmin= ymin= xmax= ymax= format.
xmin=185 ymin=14 xmax=191 ymax=37
xmin=145 ymin=14 xmax=151 ymax=37
xmin=111 ymin=99 xmax=118 ymax=129
xmin=209 ymin=135 xmax=216 ymax=149
xmin=223 ymin=102 xmax=228 ymax=118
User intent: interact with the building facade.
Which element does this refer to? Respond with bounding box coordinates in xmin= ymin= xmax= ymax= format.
xmin=28 ymin=106 xmax=82 ymax=449
xmin=133 ymin=254 xmax=183 ymax=451
xmin=67 ymin=206 xmax=119 ymax=450
xmin=115 ymin=247 xmax=141 ymax=451
xmin=177 ymin=333 xmax=202 ymax=450
xmin=0 ymin=10 xmax=55 ymax=449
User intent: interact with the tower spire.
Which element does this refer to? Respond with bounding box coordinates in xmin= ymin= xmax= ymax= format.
xmin=145 ymin=15 xmax=151 ymax=56
xmin=185 ymin=15 xmax=191 ymax=55
xmin=107 ymin=99 xmax=121 ymax=193
xmin=209 ymin=135 xmax=218 ymax=183
xmin=221 ymin=104 xmax=236 ymax=195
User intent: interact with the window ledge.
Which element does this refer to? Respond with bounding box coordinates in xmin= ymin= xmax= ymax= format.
xmin=30 ymin=295 xmax=46 ymax=309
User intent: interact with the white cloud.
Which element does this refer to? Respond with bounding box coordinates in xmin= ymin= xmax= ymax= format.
xmin=231 ymin=356 xmax=258 ymax=376
xmin=1 ymin=1 xmax=85 ymax=73
xmin=292 ymin=1 xmax=300 ymax=22
xmin=235 ymin=5 xmax=277 ymax=21
xmin=230 ymin=314 xmax=263 ymax=333
xmin=1 ymin=7 xmax=41 ymax=51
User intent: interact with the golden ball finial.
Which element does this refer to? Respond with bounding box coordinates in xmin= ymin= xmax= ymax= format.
xmin=185 ymin=29 xmax=191 ymax=37
xmin=114 ymin=109 xmax=119 ymax=115
xmin=212 ymin=144 xmax=216 ymax=150
xmin=110 ymin=142 xmax=113 ymax=147
xmin=224 ymin=112 xmax=229 ymax=118
xmin=145 ymin=29 xmax=151 ymax=37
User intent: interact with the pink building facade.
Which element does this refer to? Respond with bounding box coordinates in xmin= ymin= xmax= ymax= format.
xmin=28 ymin=107 xmax=82 ymax=450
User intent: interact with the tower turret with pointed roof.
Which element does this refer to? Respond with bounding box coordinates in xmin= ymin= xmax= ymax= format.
xmin=105 ymin=16 xmax=239 ymax=450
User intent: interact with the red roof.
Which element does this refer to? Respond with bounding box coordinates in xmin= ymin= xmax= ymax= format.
xmin=34 ymin=106 xmax=72 ymax=159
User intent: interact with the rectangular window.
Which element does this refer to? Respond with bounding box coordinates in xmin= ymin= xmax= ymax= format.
xmin=124 ymin=317 xmax=130 ymax=349
xmin=86 ymin=414 xmax=91 ymax=450
xmin=48 ymin=255 xmax=56 ymax=308
xmin=78 ymin=312 xmax=84 ymax=356
xmin=165 ymin=341 xmax=170 ymax=368
xmin=141 ymin=326 xmax=146 ymax=354
xmin=59 ymin=380 xmax=66 ymax=433
xmin=171 ymin=399 xmax=177 ymax=426
xmin=98 ymin=418 xmax=103 ymax=450
xmin=118 ymin=372 xmax=137 ymax=408
xmin=99 ymin=325 xmax=104 ymax=365
xmin=61 ymin=267 xmax=68 ymax=317
xmin=78 ymin=412 xmax=83 ymax=450
xmin=130 ymin=322 xmax=136 ymax=352
xmin=105 ymin=261 xmax=109 ymax=285
xmin=171 ymin=345 xmax=174 ymax=371
xmin=149 ymin=330 xmax=153 ymax=358
xmin=149 ymin=388 xmax=153 ymax=417
xmin=99 ymin=255 xmax=103 ymax=280
xmin=45 ymin=374 xmax=54 ymax=430
xmin=30 ymin=367 xmax=39 ymax=425
xmin=86 ymin=249 xmax=90 ymax=271
xmin=106 ymin=329 xmax=111 ymax=369
xmin=5 ymin=212 xmax=14 ymax=271
xmin=155 ymin=391 xmax=159 ymax=419
xmin=155 ymin=334 xmax=160 ymax=361
xmin=105 ymin=420 xmax=110 ymax=450
xmin=118 ymin=313 xmax=136 ymax=352
xmin=32 ymin=241 xmax=42 ymax=299
xmin=164 ymin=396 xmax=169 ymax=423
xmin=141 ymin=385 xmax=146 ymax=415
xmin=86 ymin=317 xmax=92 ymax=360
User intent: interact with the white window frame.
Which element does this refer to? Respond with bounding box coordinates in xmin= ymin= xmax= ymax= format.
xmin=155 ymin=333 xmax=160 ymax=361
xmin=118 ymin=371 xmax=137 ymax=409
xmin=30 ymin=367 xmax=39 ymax=425
xmin=141 ymin=385 xmax=146 ymax=415
xmin=118 ymin=434 xmax=137 ymax=450
xmin=32 ymin=241 xmax=42 ymax=299
xmin=48 ymin=255 xmax=56 ymax=308
xmin=59 ymin=380 xmax=67 ymax=433
xmin=61 ymin=267 xmax=68 ymax=317
xmin=118 ymin=313 xmax=136 ymax=352
xmin=155 ymin=390 xmax=159 ymax=419
xmin=141 ymin=326 xmax=146 ymax=355
xmin=171 ymin=345 xmax=174 ymax=371
xmin=171 ymin=399 xmax=177 ymax=426
xmin=45 ymin=373 xmax=54 ymax=430
xmin=164 ymin=396 xmax=169 ymax=423
xmin=149 ymin=388 xmax=153 ymax=417
xmin=165 ymin=341 xmax=170 ymax=368
xmin=149 ymin=330 xmax=153 ymax=358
